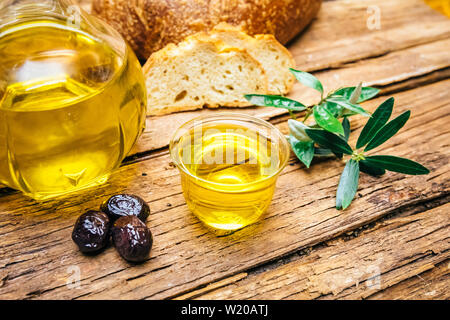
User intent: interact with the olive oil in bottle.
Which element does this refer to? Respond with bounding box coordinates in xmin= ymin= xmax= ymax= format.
xmin=0 ymin=19 xmax=146 ymax=199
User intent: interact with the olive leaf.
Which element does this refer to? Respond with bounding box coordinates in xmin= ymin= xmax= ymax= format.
xmin=336 ymin=159 xmax=360 ymax=210
xmin=348 ymin=82 xmax=363 ymax=104
xmin=359 ymin=160 xmax=386 ymax=176
xmin=313 ymin=104 xmax=345 ymax=135
xmin=356 ymin=97 xmax=394 ymax=149
xmin=342 ymin=117 xmax=350 ymax=141
xmin=289 ymin=68 xmax=324 ymax=96
xmin=323 ymin=101 xmax=342 ymax=118
xmin=289 ymin=137 xmax=315 ymax=168
xmin=333 ymin=86 xmax=380 ymax=103
xmin=288 ymin=119 xmax=312 ymax=142
xmin=363 ymin=155 xmax=430 ymax=175
xmin=244 ymin=94 xmax=307 ymax=111
xmin=364 ymin=110 xmax=410 ymax=151
xmin=314 ymin=147 xmax=334 ymax=157
xmin=305 ymin=129 xmax=353 ymax=155
xmin=326 ymin=96 xmax=371 ymax=117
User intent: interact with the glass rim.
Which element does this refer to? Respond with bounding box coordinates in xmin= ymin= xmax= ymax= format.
xmin=169 ymin=112 xmax=291 ymax=187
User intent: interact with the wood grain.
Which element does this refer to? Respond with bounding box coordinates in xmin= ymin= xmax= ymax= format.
xmin=183 ymin=203 xmax=450 ymax=300
xmin=0 ymin=80 xmax=448 ymax=299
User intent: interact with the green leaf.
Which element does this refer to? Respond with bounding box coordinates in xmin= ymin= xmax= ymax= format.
xmin=323 ymin=101 xmax=343 ymax=118
xmin=289 ymin=68 xmax=323 ymax=95
xmin=332 ymin=151 xmax=343 ymax=159
xmin=288 ymin=119 xmax=312 ymax=142
xmin=363 ymin=155 xmax=430 ymax=175
xmin=314 ymin=147 xmax=334 ymax=157
xmin=333 ymin=86 xmax=380 ymax=103
xmin=342 ymin=117 xmax=350 ymax=141
xmin=349 ymin=83 xmax=362 ymax=104
xmin=313 ymin=104 xmax=345 ymax=135
xmin=289 ymin=137 xmax=315 ymax=168
xmin=326 ymin=96 xmax=371 ymax=117
xmin=305 ymin=129 xmax=353 ymax=155
xmin=244 ymin=94 xmax=307 ymax=111
xmin=315 ymin=147 xmax=343 ymax=159
xmin=356 ymin=97 xmax=394 ymax=149
xmin=364 ymin=110 xmax=410 ymax=152
xmin=336 ymin=159 xmax=360 ymax=210
xmin=359 ymin=160 xmax=386 ymax=176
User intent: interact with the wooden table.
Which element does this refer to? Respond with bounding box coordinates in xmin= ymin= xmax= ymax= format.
xmin=0 ymin=0 xmax=449 ymax=300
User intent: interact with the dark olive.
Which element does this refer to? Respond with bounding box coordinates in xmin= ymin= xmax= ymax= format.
xmin=112 ymin=216 xmax=153 ymax=262
xmin=100 ymin=194 xmax=150 ymax=222
xmin=72 ymin=210 xmax=110 ymax=254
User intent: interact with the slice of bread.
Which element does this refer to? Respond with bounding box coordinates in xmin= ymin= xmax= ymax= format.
xmin=206 ymin=23 xmax=295 ymax=95
xmin=144 ymin=36 xmax=268 ymax=116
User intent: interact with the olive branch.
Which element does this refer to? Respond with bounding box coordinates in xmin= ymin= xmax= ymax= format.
xmin=245 ymin=69 xmax=429 ymax=210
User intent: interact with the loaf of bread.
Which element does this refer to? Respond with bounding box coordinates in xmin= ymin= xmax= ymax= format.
xmin=144 ymin=36 xmax=268 ymax=116
xmin=92 ymin=0 xmax=322 ymax=60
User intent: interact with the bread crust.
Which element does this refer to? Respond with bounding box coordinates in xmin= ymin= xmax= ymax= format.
xmin=92 ymin=0 xmax=322 ymax=60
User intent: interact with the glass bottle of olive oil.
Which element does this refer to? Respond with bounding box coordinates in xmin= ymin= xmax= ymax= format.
xmin=0 ymin=1 xmax=147 ymax=200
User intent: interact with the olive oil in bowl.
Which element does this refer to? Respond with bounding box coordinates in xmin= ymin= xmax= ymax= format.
xmin=0 ymin=18 xmax=146 ymax=199
xmin=170 ymin=114 xmax=290 ymax=232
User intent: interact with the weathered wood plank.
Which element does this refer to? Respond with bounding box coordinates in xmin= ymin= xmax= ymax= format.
xmin=190 ymin=203 xmax=450 ymax=300
xmin=134 ymin=37 xmax=450 ymax=155
xmin=368 ymin=260 xmax=449 ymax=300
xmin=296 ymin=0 xmax=450 ymax=68
xmin=0 ymin=79 xmax=448 ymax=299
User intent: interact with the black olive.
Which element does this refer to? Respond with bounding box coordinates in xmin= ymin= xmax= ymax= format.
xmin=100 ymin=194 xmax=150 ymax=222
xmin=72 ymin=210 xmax=110 ymax=254
xmin=112 ymin=216 xmax=153 ymax=262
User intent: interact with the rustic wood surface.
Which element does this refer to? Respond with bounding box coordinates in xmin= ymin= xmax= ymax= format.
xmin=186 ymin=203 xmax=450 ymax=299
xmin=0 ymin=0 xmax=449 ymax=300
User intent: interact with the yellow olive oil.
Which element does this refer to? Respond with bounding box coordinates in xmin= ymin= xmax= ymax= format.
xmin=174 ymin=122 xmax=287 ymax=231
xmin=0 ymin=20 xmax=146 ymax=199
